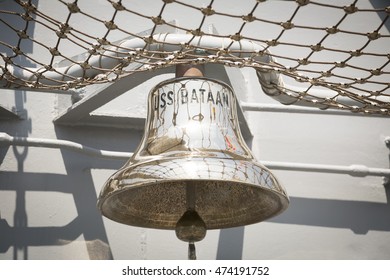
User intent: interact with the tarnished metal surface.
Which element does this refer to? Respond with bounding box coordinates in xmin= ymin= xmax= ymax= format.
xmin=98 ymin=77 xmax=289 ymax=230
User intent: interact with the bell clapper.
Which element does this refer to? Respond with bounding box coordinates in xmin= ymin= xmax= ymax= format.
xmin=175 ymin=209 xmax=207 ymax=260
xmin=175 ymin=182 xmax=207 ymax=260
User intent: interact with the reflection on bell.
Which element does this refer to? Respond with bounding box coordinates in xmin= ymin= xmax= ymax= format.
xmin=98 ymin=76 xmax=289 ymax=254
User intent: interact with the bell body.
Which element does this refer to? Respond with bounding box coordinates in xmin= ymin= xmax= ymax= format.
xmin=98 ymin=77 xmax=288 ymax=230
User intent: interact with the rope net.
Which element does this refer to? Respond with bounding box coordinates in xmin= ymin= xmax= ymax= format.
xmin=0 ymin=0 xmax=389 ymax=115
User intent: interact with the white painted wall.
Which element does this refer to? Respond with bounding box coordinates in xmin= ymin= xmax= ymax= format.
xmin=1 ymin=0 xmax=389 ymax=260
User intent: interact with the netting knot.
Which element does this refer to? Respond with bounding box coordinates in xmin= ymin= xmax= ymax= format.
xmin=296 ymin=0 xmax=310 ymax=6
xmin=143 ymin=36 xmax=155 ymax=44
xmin=354 ymin=78 xmax=366 ymax=84
xmin=230 ymin=33 xmax=243 ymax=41
xmin=104 ymin=21 xmax=118 ymax=30
xmin=56 ymin=30 xmax=67 ymax=39
xmin=97 ymin=38 xmax=110 ymax=45
xmin=344 ymin=4 xmax=358 ymax=14
xmin=44 ymin=65 xmax=53 ymax=71
xmin=350 ymin=50 xmax=362 ymax=57
xmin=242 ymin=14 xmax=256 ymax=22
xmin=309 ymin=79 xmax=320 ymax=86
xmin=321 ymin=71 xmax=332 ymax=77
xmin=21 ymin=12 xmax=33 ymax=21
xmin=12 ymin=47 xmax=23 ymax=56
xmin=326 ymin=26 xmax=339 ymax=34
xmin=298 ymin=58 xmax=309 ymax=65
xmin=152 ymin=16 xmax=166 ymax=25
xmin=310 ymin=44 xmax=323 ymax=52
xmin=266 ymin=39 xmax=279 ymax=46
xmin=201 ymin=7 xmax=215 ymax=16
xmin=17 ymin=30 xmax=29 ymax=39
xmin=367 ymin=31 xmax=380 ymax=40
xmin=49 ymin=48 xmax=60 ymax=56
xmin=112 ymin=1 xmax=125 ymax=11
xmin=79 ymin=61 xmax=91 ymax=70
xmin=281 ymin=21 xmax=294 ymax=30
xmin=335 ymin=61 xmax=346 ymax=68
xmin=67 ymin=2 xmax=80 ymax=13
xmin=191 ymin=29 xmax=204 ymax=36
xmin=370 ymin=69 xmax=382 ymax=76
xmin=19 ymin=1 xmax=37 ymax=13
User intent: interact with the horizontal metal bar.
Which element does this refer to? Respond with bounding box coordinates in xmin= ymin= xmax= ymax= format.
xmin=262 ymin=161 xmax=390 ymax=177
xmin=0 ymin=132 xmax=132 ymax=160
xmin=1 ymin=132 xmax=389 ymax=177
xmin=240 ymin=102 xmax=387 ymax=117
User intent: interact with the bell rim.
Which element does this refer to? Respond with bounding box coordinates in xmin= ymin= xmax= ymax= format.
xmin=98 ymin=177 xmax=289 ymax=230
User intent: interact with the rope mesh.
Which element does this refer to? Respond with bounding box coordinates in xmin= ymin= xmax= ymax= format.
xmin=0 ymin=0 xmax=389 ymax=115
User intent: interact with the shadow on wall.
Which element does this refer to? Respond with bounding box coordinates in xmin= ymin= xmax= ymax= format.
xmin=0 ymin=169 xmax=116 ymax=259
xmin=271 ymin=191 xmax=390 ymax=234
xmin=0 ymin=159 xmax=124 ymax=259
xmin=215 ymin=188 xmax=390 ymax=260
xmin=0 ymin=0 xmax=37 ymax=260
xmin=0 ymin=124 xmax=141 ymax=259
xmin=0 ymin=89 xmax=32 ymax=261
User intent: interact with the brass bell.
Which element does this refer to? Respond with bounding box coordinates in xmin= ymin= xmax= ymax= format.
xmin=98 ymin=69 xmax=288 ymax=257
